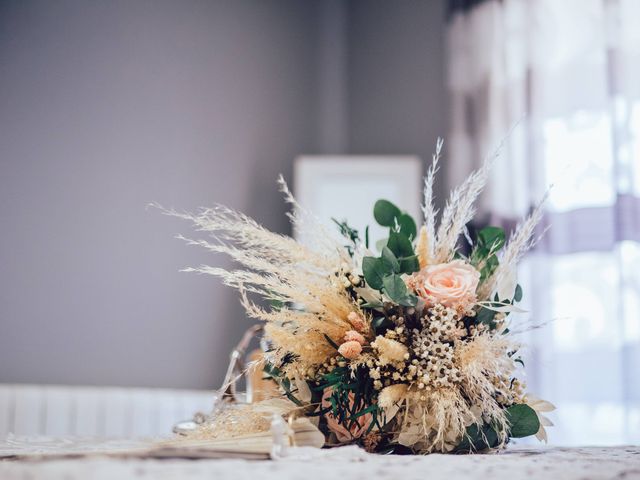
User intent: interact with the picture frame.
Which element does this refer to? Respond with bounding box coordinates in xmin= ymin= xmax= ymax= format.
xmin=293 ymin=155 xmax=422 ymax=249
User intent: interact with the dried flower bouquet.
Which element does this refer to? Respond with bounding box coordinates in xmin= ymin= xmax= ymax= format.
xmin=162 ymin=139 xmax=554 ymax=454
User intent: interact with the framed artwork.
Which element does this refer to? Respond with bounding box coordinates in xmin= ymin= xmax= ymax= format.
xmin=293 ymin=155 xmax=422 ymax=249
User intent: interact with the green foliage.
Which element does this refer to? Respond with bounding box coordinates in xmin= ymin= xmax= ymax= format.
xmin=375 ymin=237 xmax=388 ymax=252
xmin=387 ymin=232 xmax=414 ymax=258
xmin=362 ymin=249 xmax=418 ymax=306
xmin=505 ymin=404 xmax=540 ymax=438
xmin=373 ymin=199 xmax=417 ymax=240
xmin=382 ymin=274 xmax=418 ymax=307
xmin=269 ymin=297 xmax=284 ymax=310
xmin=313 ymin=365 xmax=382 ymax=435
xmin=470 ymin=226 xmax=506 ymax=282
xmin=397 ymin=213 xmax=417 ymax=240
xmin=360 ymin=300 xmax=384 ymax=309
xmin=453 ymin=422 xmax=501 ymax=453
xmin=362 ymin=256 xmax=386 ymax=290
xmin=360 ymin=199 xmax=420 ymax=308
xmin=477 ymin=283 xmax=524 ymax=330
xmin=514 ymin=284 xmax=523 ymax=302
xmin=332 ymin=218 xmax=361 ymax=257
xmin=476 ymin=306 xmax=498 ymax=328
xmin=398 ymin=255 xmax=420 ymax=274
xmin=262 ymin=363 xmax=304 ymax=406
xmin=452 ymin=404 xmax=539 ymax=452
xmin=373 ymin=200 xmax=402 ymax=227
xmin=477 ymin=226 xmax=506 ymax=251
xmin=381 ymin=246 xmax=400 ymax=273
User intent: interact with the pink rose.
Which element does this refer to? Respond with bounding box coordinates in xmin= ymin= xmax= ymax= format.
xmin=321 ymin=389 xmax=373 ymax=443
xmin=408 ymin=259 xmax=480 ymax=308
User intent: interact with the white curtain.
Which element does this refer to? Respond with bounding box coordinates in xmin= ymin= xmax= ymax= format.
xmin=447 ymin=0 xmax=640 ymax=445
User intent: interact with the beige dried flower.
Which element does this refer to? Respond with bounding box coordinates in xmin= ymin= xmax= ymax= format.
xmin=371 ymin=335 xmax=408 ymax=365
xmin=416 ymin=225 xmax=430 ymax=269
xmin=378 ymin=383 xmax=408 ymax=409
xmin=362 ymin=432 xmax=381 ymax=453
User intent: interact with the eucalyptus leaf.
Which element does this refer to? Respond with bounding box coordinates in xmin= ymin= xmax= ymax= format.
xmin=506 ymin=404 xmax=540 ymax=438
xmin=476 ymin=306 xmax=497 ymax=328
xmin=514 ymin=284 xmax=523 ymax=302
xmin=362 ymin=256 xmax=385 ymax=290
xmin=381 ymin=246 xmax=400 ymax=273
xmin=453 ymin=423 xmax=501 ymax=452
xmin=375 ymin=238 xmax=388 ymax=252
xmin=387 ymin=231 xmax=414 ymax=258
xmin=398 ymin=255 xmax=420 ymax=274
xmin=374 ymin=199 xmax=402 ymax=227
xmin=397 ymin=294 xmax=418 ymax=307
xmin=398 ymin=213 xmax=417 ymax=240
xmin=382 ymin=274 xmax=408 ymax=300
xmin=382 ymin=275 xmax=418 ymax=307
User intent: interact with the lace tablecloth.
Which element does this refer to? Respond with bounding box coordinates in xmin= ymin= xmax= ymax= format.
xmin=0 ymin=438 xmax=638 ymax=480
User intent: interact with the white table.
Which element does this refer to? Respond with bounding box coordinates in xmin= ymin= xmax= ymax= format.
xmin=1 ymin=441 xmax=638 ymax=480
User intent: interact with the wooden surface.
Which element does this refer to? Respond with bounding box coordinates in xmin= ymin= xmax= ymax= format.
xmin=1 ymin=442 xmax=638 ymax=480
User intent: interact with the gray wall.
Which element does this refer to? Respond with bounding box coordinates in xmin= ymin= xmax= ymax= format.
xmin=0 ymin=0 xmax=447 ymax=389
xmin=0 ymin=0 xmax=323 ymax=388
xmin=347 ymin=0 xmax=448 ymax=202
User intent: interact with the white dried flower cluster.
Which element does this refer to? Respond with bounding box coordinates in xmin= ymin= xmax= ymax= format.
xmin=366 ymin=304 xmax=470 ymax=393
xmin=334 ymin=261 xmax=362 ymax=290
xmin=493 ymin=374 xmax=526 ymax=405
xmin=409 ymin=304 xmax=467 ymax=391
xmin=368 ymin=332 xmax=410 ymax=390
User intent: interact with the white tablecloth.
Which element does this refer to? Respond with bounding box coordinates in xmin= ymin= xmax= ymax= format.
xmin=1 ymin=442 xmax=639 ymax=480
